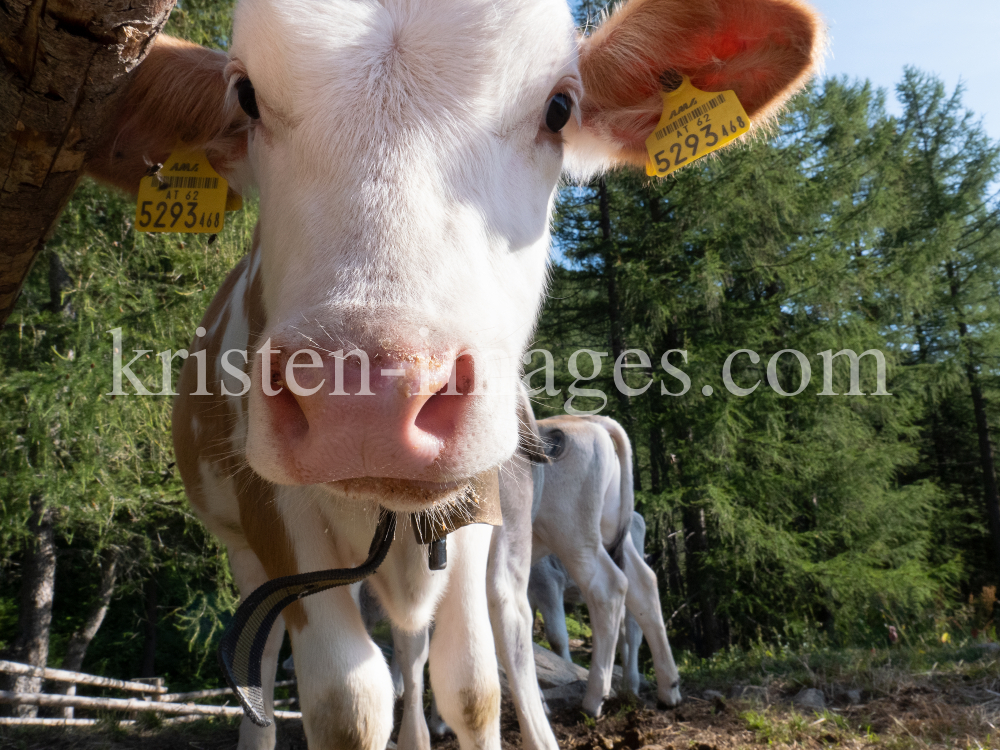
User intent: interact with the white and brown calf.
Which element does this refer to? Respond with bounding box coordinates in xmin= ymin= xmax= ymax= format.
xmin=86 ymin=0 xmax=822 ymax=748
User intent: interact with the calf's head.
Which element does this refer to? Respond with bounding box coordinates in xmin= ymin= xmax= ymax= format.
xmin=89 ymin=0 xmax=822 ymax=510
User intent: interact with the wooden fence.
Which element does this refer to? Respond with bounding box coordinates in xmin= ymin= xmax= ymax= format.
xmin=0 ymin=660 xmax=300 ymax=727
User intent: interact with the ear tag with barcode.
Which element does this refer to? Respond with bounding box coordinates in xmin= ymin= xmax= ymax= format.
xmin=645 ymin=76 xmax=751 ymax=177
xmin=136 ymin=149 xmax=231 ymax=233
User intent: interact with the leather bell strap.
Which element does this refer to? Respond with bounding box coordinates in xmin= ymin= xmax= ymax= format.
xmin=217 ymin=470 xmax=502 ymax=727
xmin=217 ymin=509 xmax=397 ymax=727
xmin=412 ymin=470 xmax=503 ymax=544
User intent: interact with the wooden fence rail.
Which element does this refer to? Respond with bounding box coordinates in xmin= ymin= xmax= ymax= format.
xmin=0 ymin=660 xmax=167 ymax=694
xmin=159 ymin=680 xmax=296 ymax=703
xmin=0 ymin=660 xmax=301 ymax=726
xmin=0 ymin=690 xmax=302 ymax=720
xmin=0 ymin=717 xmax=135 ymax=727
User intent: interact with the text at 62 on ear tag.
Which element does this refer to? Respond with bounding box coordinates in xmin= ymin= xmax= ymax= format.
xmin=136 ymin=149 xmax=231 ymax=233
xmin=645 ymin=76 xmax=751 ymax=178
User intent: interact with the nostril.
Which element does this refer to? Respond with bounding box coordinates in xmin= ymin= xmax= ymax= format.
xmin=453 ymin=353 xmax=475 ymax=395
xmin=270 ymin=351 xmax=285 ymax=392
xmin=263 ymin=348 xmax=308 ymax=441
xmin=272 ymin=386 xmax=309 ymax=441
xmin=413 ymin=355 xmax=475 ymax=440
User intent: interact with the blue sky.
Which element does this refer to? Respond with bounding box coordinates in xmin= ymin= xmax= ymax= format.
xmin=811 ymin=0 xmax=999 ymax=139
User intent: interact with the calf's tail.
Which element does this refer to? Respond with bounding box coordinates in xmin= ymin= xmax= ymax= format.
xmin=593 ymin=416 xmax=635 ymax=568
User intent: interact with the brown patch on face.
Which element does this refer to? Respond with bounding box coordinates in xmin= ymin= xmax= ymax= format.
xmin=234 ymin=466 xmax=307 ymax=631
xmin=173 ymin=231 xmax=305 ymax=629
xmin=172 ymin=257 xmax=247 ymax=514
xmin=459 ymin=686 xmax=501 ymax=735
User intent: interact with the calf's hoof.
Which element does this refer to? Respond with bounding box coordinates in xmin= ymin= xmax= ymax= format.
xmin=656 ymin=696 xmax=682 ymax=710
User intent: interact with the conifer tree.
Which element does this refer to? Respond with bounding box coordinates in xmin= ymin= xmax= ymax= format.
xmin=886 ymin=69 xmax=1000 ymax=591
xmin=539 ymin=76 xmax=953 ymax=651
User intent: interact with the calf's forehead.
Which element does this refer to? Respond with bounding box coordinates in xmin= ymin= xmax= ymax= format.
xmin=231 ymin=0 xmax=579 ymax=132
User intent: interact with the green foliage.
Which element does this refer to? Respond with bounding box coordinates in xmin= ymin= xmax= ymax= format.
xmin=537 ymin=71 xmax=999 ymax=655
xmin=164 ymin=0 xmax=238 ymax=49
xmin=0 ymin=177 xmax=257 ymax=683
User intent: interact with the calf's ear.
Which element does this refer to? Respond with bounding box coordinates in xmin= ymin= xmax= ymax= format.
xmin=85 ymin=35 xmax=249 ymax=195
xmin=564 ymin=0 xmax=825 ymax=176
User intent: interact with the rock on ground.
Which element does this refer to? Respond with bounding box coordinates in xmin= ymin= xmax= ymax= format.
xmin=792 ymin=687 xmax=826 ymax=710
xmin=499 ymin=643 xmax=589 ymax=689
xmin=542 ymin=680 xmax=589 ymax=710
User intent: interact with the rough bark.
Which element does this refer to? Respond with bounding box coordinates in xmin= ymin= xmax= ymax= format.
xmin=968 ymin=373 xmax=1000 ymax=585
xmin=597 ymin=178 xmax=642 ymax=491
xmin=0 ymin=0 xmax=176 ymax=326
xmin=6 ymin=496 xmax=56 ymax=718
xmin=649 ymin=425 xmax=663 ymax=495
xmin=55 ymin=549 xmax=119 ymax=718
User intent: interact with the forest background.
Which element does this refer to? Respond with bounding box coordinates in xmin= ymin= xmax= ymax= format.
xmin=1 ymin=0 xmax=999 ymax=694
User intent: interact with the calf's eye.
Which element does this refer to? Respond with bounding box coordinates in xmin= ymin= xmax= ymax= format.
xmin=545 ymin=93 xmax=572 ymax=132
xmin=236 ymin=78 xmax=260 ymax=120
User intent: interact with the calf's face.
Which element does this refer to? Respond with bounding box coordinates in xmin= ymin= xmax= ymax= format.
xmin=231 ymin=0 xmax=577 ymax=501
xmin=89 ymin=0 xmax=823 ymax=510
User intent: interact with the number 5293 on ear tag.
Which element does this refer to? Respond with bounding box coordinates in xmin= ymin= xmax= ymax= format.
xmin=646 ymin=76 xmax=751 ymax=178
xmin=136 ymin=149 xmax=231 ymax=233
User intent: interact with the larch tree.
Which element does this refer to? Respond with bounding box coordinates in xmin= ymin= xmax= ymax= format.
xmin=538 ymin=76 xmax=953 ymax=653
xmin=887 ymin=69 xmax=1000 ymax=591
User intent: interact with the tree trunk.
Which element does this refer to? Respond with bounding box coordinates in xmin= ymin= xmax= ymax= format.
xmin=665 ymin=518 xmax=684 ymax=610
xmin=947 ymin=263 xmax=1000 ymax=585
xmin=968 ymin=372 xmax=1000 ymax=585
xmin=140 ymin=576 xmax=158 ymax=678
xmin=649 ymin=426 xmax=663 ymax=494
xmin=6 ymin=495 xmax=56 ymax=718
xmin=0 ymin=0 xmax=175 ymax=326
xmin=55 ymin=549 xmax=119 ymax=718
xmin=47 ymin=250 xmax=73 ymax=316
xmin=597 ymin=178 xmax=642 ymax=491
xmin=683 ymin=503 xmax=721 ymax=656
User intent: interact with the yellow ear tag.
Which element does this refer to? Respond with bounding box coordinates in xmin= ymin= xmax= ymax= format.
xmin=645 ymin=76 xmax=751 ymax=177
xmin=136 ymin=149 xmax=234 ymax=233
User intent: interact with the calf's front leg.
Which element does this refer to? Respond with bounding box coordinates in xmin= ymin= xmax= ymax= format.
xmin=620 ymin=534 xmax=682 ymax=707
xmin=392 ymin=625 xmax=431 ymax=750
xmin=489 ymin=460 xmax=559 ymax=750
xmin=292 ymin=585 xmax=395 ymax=750
xmin=429 ymin=523 xmax=501 ymax=750
xmin=556 ymin=545 xmax=627 ymax=718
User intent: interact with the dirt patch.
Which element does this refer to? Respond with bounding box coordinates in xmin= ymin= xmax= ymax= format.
xmin=3 ymin=684 xmax=998 ymax=750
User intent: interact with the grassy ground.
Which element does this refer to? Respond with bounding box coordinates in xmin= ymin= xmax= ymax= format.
xmin=2 ymin=643 xmax=998 ymax=749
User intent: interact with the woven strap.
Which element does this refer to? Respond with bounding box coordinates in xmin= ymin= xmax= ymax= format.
xmin=217 ymin=509 xmax=397 ymax=726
